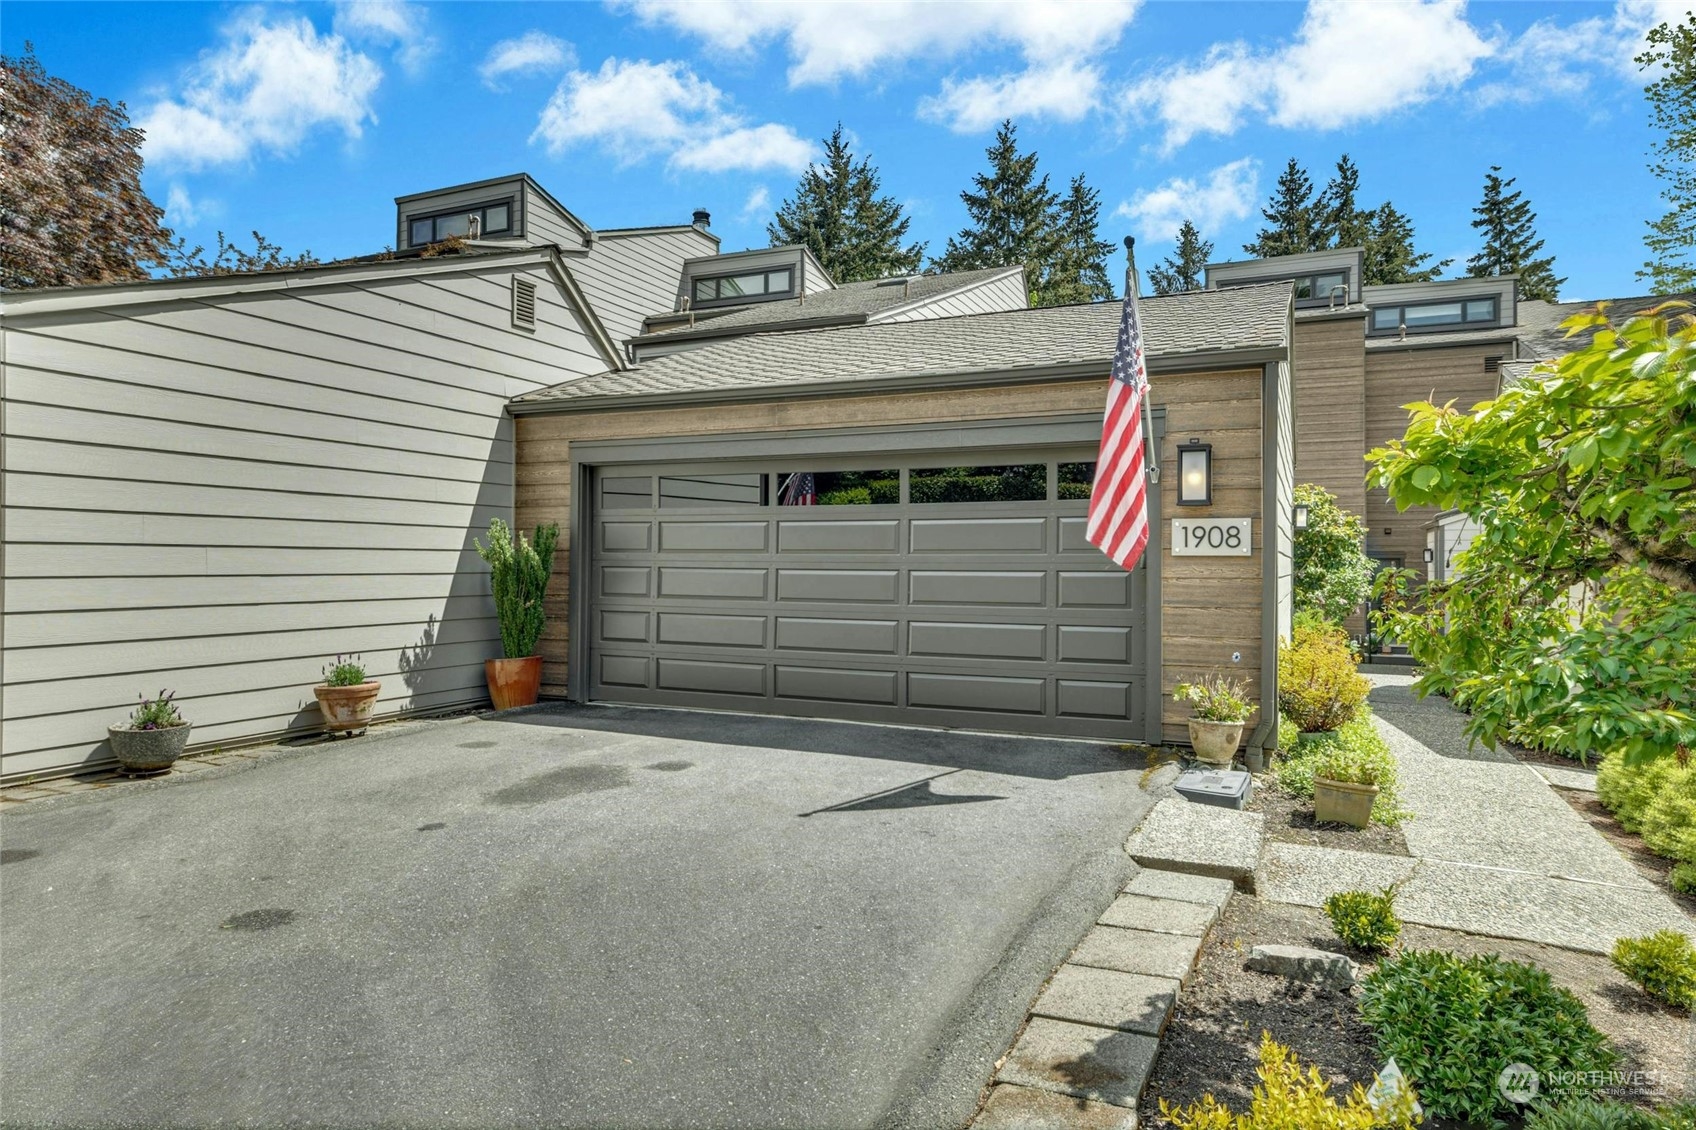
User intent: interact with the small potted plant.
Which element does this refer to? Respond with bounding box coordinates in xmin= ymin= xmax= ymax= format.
xmin=108 ymin=690 xmax=192 ymax=776
xmin=1174 ymin=674 xmax=1253 ymax=766
xmin=1311 ymin=744 xmax=1382 ymax=828
xmin=476 ymin=518 xmax=560 ymax=710
xmin=313 ymin=654 xmax=381 ymax=736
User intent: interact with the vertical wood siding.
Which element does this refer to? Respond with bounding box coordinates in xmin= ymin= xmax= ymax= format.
xmin=513 ymin=367 xmax=1267 ymax=745
xmin=1290 ymin=316 xmax=1368 ymax=518
xmin=1 ymin=260 xmax=607 ymax=780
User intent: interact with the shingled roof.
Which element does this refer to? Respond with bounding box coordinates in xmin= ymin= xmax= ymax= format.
xmin=513 ymin=280 xmax=1293 ymax=411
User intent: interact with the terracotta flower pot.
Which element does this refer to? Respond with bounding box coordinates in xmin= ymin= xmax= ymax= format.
xmin=313 ymin=681 xmax=382 ymax=736
xmin=108 ymin=722 xmax=192 ymax=777
xmin=1314 ymin=776 xmax=1379 ymax=828
xmin=486 ymin=656 xmax=543 ymax=711
xmin=1188 ymin=718 xmax=1246 ymax=766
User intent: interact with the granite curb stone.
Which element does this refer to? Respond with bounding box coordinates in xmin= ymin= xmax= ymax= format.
xmin=1068 ymin=925 xmax=1204 ymax=984
xmin=1124 ymin=797 xmax=1264 ymax=890
xmin=994 ymin=1017 xmax=1158 ymax=1111
xmin=1121 ymin=869 xmax=1235 ymax=909
xmin=1098 ymin=893 xmax=1218 ymax=936
xmin=974 ymin=1083 xmax=1141 ymax=1129
xmin=1030 ymin=964 xmax=1178 ymax=1037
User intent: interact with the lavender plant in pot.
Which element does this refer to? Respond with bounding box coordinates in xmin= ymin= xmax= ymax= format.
xmin=1174 ymin=675 xmax=1253 ymax=766
xmin=108 ymin=690 xmax=192 ymax=776
xmin=476 ymin=519 xmax=560 ymax=710
xmin=313 ymin=655 xmax=381 ymax=736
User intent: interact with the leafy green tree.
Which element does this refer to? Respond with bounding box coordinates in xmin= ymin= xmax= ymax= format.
xmin=768 ymin=123 xmax=924 ymax=282
xmin=1363 ymin=202 xmax=1448 ymax=285
xmin=1292 ymin=483 xmax=1374 ymax=625
xmin=1637 ymin=13 xmax=1696 ymax=294
xmin=1147 ymin=220 xmax=1213 ymax=295
xmin=0 ymin=44 xmax=172 ymax=288
xmin=1466 ymin=166 xmax=1564 ymax=301
xmin=1367 ymin=303 xmax=1696 ymax=763
xmin=1044 ymin=174 xmax=1115 ymax=305
xmin=1243 ymin=158 xmax=1324 ymax=258
xmin=937 ymin=119 xmax=1062 ymax=304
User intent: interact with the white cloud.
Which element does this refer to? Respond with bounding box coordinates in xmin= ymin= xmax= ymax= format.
xmin=1477 ymin=0 xmax=1693 ymax=105
xmin=164 ymin=183 xmax=200 ymax=226
xmin=137 ymin=14 xmax=382 ymax=171
xmin=479 ymin=31 xmax=575 ymax=89
xmin=333 ymin=0 xmax=436 ymax=75
xmin=621 ymin=0 xmax=1138 ymax=130
xmin=1123 ymin=0 xmax=1492 ymax=151
xmin=531 ymin=57 xmax=815 ymax=174
xmin=1116 ymin=158 xmax=1260 ymax=243
xmin=740 ymin=185 xmax=771 ymax=221
xmin=918 ymin=61 xmax=1103 ymax=133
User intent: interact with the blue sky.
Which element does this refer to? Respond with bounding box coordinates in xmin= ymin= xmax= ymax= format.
xmin=5 ymin=0 xmax=1688 ymax=299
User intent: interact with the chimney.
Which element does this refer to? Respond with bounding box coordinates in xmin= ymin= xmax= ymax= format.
xmin=691 ymin=208 xmax=712 ymax=228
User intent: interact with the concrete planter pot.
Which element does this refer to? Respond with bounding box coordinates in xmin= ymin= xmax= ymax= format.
xmin=1188 ymin=719 xmax=1246 ymax=766
xmin=313 ymin=681 xmax=381 ymax=736
xmin=108 ymin=722 xmax=191 ymax=777
xmin=1314 ymin=777 xmax=1379 ymax=828
xmin=486 ymin=656 xmax=543 ymax=711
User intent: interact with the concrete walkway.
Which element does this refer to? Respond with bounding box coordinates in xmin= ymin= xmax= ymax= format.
xmin=1257 ymin=672 xmax=1690 ymax=955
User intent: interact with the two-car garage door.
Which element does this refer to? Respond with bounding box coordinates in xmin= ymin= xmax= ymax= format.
xmin=583 ymin=451 xmax=1152 ymax=741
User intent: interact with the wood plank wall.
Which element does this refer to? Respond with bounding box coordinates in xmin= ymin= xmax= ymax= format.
xmin=514 ymin=367 xmax=1267 ymax=745
xmin=1291 ymin=316 xmax=1368 ymax=517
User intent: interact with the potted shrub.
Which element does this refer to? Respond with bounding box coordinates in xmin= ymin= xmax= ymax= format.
xmin=476 ymin=518 xmax=560 ymax=710
xmin=1311 ymin=743 xmax=1384 ymax=828
xmin=313 ymin=654 xmax=381 ymax=736
xmin=108 ymin=690 xmax=192 ymax=776
xmin=1174 ymin=674 xmax=1253 ymax=766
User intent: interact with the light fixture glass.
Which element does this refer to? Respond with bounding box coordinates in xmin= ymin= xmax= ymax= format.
xmin=1176 ymin=440 xmax=1212 ymax=506
xmin=1293 ymin=503 xmax=1311 ymax=530
xmin=1423 ymin=547 xmax=1435 ymax=563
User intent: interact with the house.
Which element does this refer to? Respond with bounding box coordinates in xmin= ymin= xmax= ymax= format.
xmin=0 ymin=173 xmax=1296 ymax=780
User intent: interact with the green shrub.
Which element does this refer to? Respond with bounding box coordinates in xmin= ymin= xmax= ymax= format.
xmin=1525 ymin=1100 xmax=1696 ymax=1130
xmin=1642 ymin=770 xmax=1696 ymax=869
xmin=1273 ymin=712 xmax=1405 ymax=824
xmin=321 ymin=654 xmax=367 ymax=687
xmin=1278 ymin=620 xmax=1371 ymax=732
xmin=1174 ymin=674 xmax=1254 ymax=723
xmin=1276 ymin=712 xmax=1299 ymax=754
xmin=1359 ymin=950 xmax=1616 ymax=1124
xmin=1596 ymin=750 xmax=1696 ymax=876
xmin=1293 ymin=483 xmax=1375 ymax=625
xmin=475 ymin=519 xmax=560 ymax=660
xmin=1324 ymin=888 xmax=1401 ymax=953
xmin=126 ymin=690 xmax=185 ymax=730
xmin=1311 ymin=743 xmax=1390 ymax=786
xmin=1612 ymin=930 xmax=1696 ymax=1011
xmin=1159 ymin=1032 xmax=1419 ymax=1130
xmin=1597 ymin=750 xmax=1681 ymax=833
xmin=1672 ymin=862 xmax=1696 ymax=894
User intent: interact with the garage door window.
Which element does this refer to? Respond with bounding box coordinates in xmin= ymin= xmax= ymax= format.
xmin=1058 ymin=462 xmax=1095 ymax=501
xmin=659 ymin=473 xmax=767 ymax=508
xmin=779 ymin=470 xmax=899 ymax=506
xmin=910 ymin=463 xmax=1046 ymax=504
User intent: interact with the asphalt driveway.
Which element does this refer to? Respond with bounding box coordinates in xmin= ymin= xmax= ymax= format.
xmin=0 ymin=705 xmax=1154 ymax=1130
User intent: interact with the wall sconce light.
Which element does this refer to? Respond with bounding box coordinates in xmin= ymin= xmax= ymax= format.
xmin=1423 ymin=547 xmax=1435 ymax=563
xmin=1293 ymin=503 xmax=1310 ymax=530
xmin=1176 ymin=439 xmax=1212 ymax=506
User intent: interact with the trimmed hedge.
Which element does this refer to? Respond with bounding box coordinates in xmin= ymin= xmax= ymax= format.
xmin=1596 ymin=752 xmax=1696 ymax=891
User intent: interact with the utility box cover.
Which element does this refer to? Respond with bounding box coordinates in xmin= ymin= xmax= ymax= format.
xmin=1175 ymin=768 xmax=1253 ymax=810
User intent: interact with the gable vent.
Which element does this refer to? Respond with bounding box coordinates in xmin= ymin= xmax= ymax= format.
xmin=512 ymin=278 xmax=538 ymax=330
xmin=1484 ymin=355 xmax=1502 ymax=374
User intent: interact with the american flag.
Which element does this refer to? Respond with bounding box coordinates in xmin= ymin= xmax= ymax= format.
xmin=779 ymin=471 xmax=817 ymax=506
xmin=1085 ymin=260 xmax=1152 ymax=572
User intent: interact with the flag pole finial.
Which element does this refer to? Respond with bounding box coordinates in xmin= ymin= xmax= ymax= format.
xmin=1123 ymin=236 xmax=1138 ymax=284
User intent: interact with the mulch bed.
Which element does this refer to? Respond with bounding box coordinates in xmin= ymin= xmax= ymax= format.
xmin=1248 ymin=779 xmax=1410 ymax=856
xmin=1141 ymin=897 xmax=1691 ymax=1129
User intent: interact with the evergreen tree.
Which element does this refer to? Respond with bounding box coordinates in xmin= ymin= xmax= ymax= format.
xmin=1363 ymin=202 xmax=1448 ymax=285
xmin=1637 ymin=13 xmax=1696 ymax=294
xmin=937 ymin=119 xmax=1062 ymax=304
xmin=1147 ymin=220 xmax=1213 ymax=294
xmin=1243 ymin=158 xmax=1325 ymax=258
xmin=1466 ymin=166 xmax=1564 ymax=301
xmin=1044 ymin=174 xmax=1116 ymax=305
xmin=1320 ymin=154 xmax=1372 ymax=251
xmin=767 ymin=123 xmax=924 ymax=283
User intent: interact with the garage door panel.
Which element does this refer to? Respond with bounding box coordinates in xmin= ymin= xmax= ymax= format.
xmin=1058 ymin=680 xmax=1132 ymax=719
xmin=599 ymin=610 xmax=649 ymax=643
xmin=600 ymin=521 xmax=651 ymax=552
xmin=778 ymin=520 xmax=900 ymax=553
xmin=910 ymin=621 xmax=1045 ymax=661
xmin=776 ymin=665 xmax=898 ymax=705
xmin=658 ymin=612 xmax=766 ymax=648
xmin=659 ymin=521 xmax=768 ymax=552
xmin=600 ymin=566 xmax=650 ymax=597
xmin=775 ymin=617 xmax=900 ymax=654
xmin=1058 ymin=625 xmax=1132 ymax=664
xmin=910 ymin=571 xmax=1044 ymax=606
xmin=658 ymin=658 xmax=765 ymax=696
xmin=599 ymin=653 xmax=651 ymax=688
xmin=1058 ymin=571 xmax=1129 ymax=607
xmin=911 ymin=517 xmax=1045 ymax=553
xmin=777 ymin=569 xmax=900 ymax=604
xmin=909 ymin=673 xmax=1044 ymax=714
xmin=1058 ymin=517 xmax=1094 ymax=553
xmin=658 ymin=567 xmax=768 ymax=600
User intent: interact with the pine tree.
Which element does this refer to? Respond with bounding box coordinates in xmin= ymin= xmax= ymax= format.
xmin=767 ymin=123 xmax=924 ymax=283
xmin=1637 ymin=13 xmax=1696 ymax=294
xmin=1147 ymin=220 xmax=1213 ymax=294
xmin=1363 ymin=202 xmax=1448 ymax=285
xmin=1320 ymin=155 xmax=1372 ymax=251
xmin=1044 ymin=174 xmax=1115 ymax=305
xmin=1466 ymin=166 xmax=1564 ymax=301
xmin=1243 ymin=158 xmax=1325 ymax=258
xmin=937 ymin=119 xmax=1062 ymax=304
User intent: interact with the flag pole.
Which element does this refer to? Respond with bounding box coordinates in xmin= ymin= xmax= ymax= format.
xmin=1125 ymin=236 xmax=1160 ymax=485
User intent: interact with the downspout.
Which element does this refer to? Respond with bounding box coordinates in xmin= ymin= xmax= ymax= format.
xmin=1246 ymin=357 xmax=1286 ymax=759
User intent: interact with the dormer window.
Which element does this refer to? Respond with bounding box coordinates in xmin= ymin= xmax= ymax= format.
xmin=692 ymin=267 xmax=793 ymax=305
xmin=407 ymin=200 xmax=513 ymax=247
xmin=1220 ymin=268 xmax=1349 ymax=307
xmin=1370 ymin=296 xmax=1499 ymax=335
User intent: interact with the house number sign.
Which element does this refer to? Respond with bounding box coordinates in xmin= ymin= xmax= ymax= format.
xmin=1171 ymin=517 xmax=1253 ymax=556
